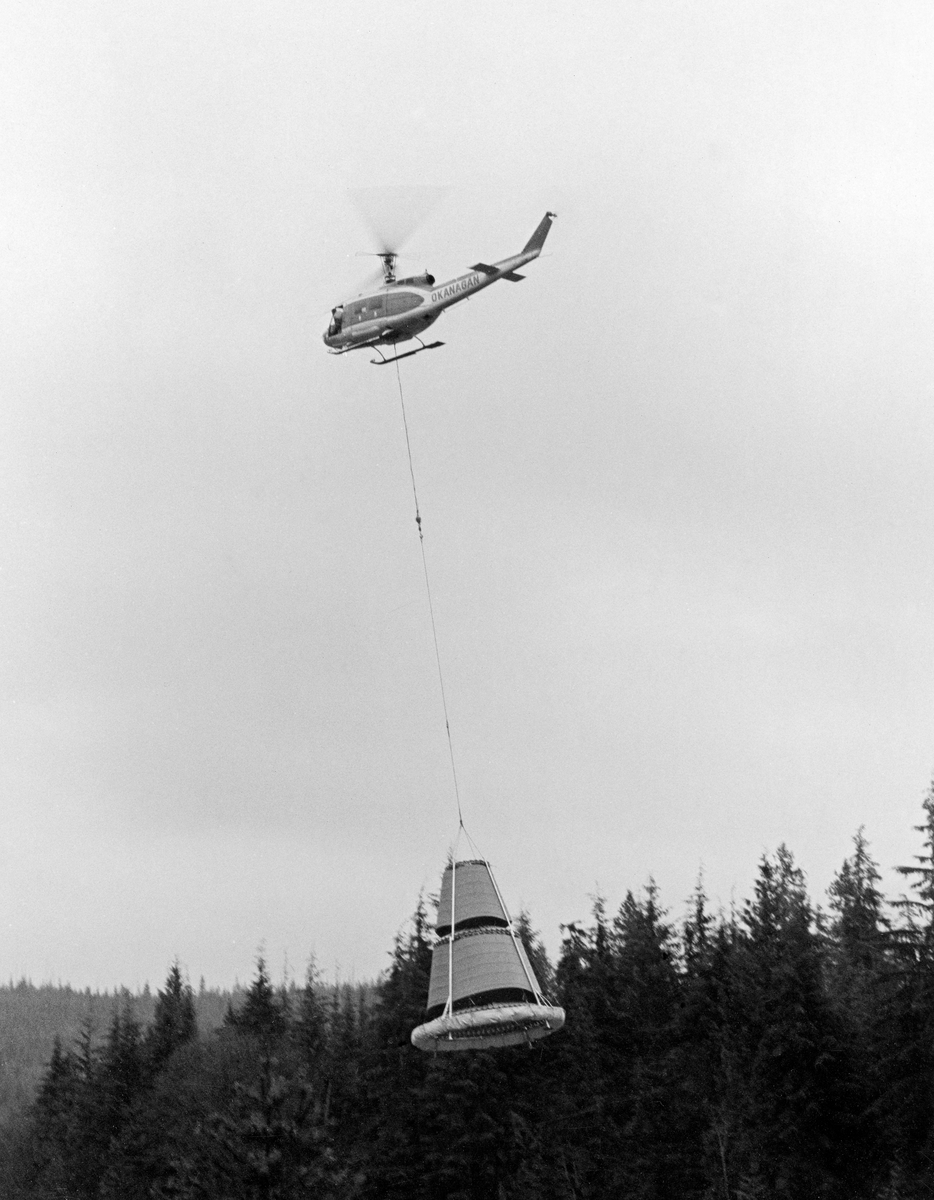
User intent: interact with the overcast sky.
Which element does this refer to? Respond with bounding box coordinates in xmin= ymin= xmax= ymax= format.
xmin=4 ymin=2 xmax=934 ymax=990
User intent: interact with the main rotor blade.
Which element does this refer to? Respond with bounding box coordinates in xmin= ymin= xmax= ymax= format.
xmin=359 ymin=265 xmax=387 ymax=289
xmin=349 ymin=185 xmax=447 ymax=256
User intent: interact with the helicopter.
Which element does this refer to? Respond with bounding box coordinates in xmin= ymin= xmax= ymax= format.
xmin=323 ymin=211 xmax=556 ymax=365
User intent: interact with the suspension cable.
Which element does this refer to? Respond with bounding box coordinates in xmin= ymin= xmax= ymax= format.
xmin=394 ymin=358 xmax=464 ymax=829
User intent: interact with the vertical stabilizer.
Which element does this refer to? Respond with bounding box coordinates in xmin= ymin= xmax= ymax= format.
xmin=522 ymin=211 xmax=557 ymax=256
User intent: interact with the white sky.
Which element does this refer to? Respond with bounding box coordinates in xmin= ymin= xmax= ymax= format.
xmin=4 ymin=2 xmax=934 ymax=989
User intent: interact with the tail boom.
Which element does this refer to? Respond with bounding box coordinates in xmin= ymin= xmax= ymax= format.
xmin=427 ymin=211 xmax=556 ymax=312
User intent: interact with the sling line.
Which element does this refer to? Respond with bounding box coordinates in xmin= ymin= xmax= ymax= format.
xmin=394 ymin=358 xmax=464 ymax=830
xmin=392 ymin=362 xmax=554 ymax=1034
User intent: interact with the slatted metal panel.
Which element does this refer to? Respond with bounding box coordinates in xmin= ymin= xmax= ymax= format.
xmin=436 ymin=860 xmax=508 ymax=933
xmin=426 ymin=927 xmax=541 ymax=1012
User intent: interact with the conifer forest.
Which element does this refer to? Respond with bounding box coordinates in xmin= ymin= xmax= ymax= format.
xmin=4 ymin=790 xmax=934 ymax=1198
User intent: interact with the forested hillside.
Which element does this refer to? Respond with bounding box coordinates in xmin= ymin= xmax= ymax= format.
xmin=4 ymin=789 xmax=934 ymax=1198
xmin=0 ymin=981 xmax=235 ymax=1130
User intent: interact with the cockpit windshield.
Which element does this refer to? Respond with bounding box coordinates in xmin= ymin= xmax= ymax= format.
xmin=327 ymin=306 xmax=343 ymax=337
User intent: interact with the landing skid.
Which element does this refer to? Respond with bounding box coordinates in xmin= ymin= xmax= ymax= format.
xmin=371 ymin=340 xmax=445 ymax=366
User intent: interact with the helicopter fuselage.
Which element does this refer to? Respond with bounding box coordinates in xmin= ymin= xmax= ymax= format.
xmin=323 ymin=212 xmax=555 ymax=359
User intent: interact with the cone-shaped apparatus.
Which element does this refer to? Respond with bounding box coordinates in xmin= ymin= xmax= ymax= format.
xmin=435 ymin=859 xmax=509 ymax=936
xmin=411 ymin=859 xmax=565 ymax=1052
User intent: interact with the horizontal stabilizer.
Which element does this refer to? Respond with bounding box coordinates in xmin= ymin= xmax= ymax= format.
xmin=502 ymin=271 xmax=525 ymax=282
xmin=470 ymin=262 xmax=498 ymax=275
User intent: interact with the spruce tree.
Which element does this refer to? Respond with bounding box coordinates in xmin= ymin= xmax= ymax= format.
xmin=26 ymin=1034 xmax=79 ymax=1197
xmin=197 ymin=1054 xmax=338 ymax=1198
xmin=823 ymin=830 xmax=890 ymax=1190
xmin=514 ymin=910 xmax=555 ymax=998
xmin=607 ymin=883 xmax=701 ymax=1197
xmin=829 ymin=828 xmax=887 ymax=975
xmin=293 ymin=957 xmax=327 ymax=1076
xmin=361 ymin=900 xmax=433 ymax=1199
xmin=226 ymin=957 xmax=289 ymax=1045
xmin=36 ymin=1014 xmax=115 ymax=1200
xmin=680 ymin=904 xmax=741 ymax=1200
xmin=712 ymin=847 xmax=861 ymax=1198
xmin=895 ymin=780 xmax=934 ymax=934
xmin=883 ymin=781 xmax=934 ymax=1189
xmin=147 ymin=963 xmax=197 ymax=1074
xmin=99 ymin=996 xmax=144 ymax=1132
xmin=546 ymin=897 xmax=623 ymax=1198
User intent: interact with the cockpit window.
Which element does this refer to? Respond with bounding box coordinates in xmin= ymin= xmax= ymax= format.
xmin=346 ymin=295 xmax=386 ymax=325
xmin=385 ymin=291 xmax=423 ymax=316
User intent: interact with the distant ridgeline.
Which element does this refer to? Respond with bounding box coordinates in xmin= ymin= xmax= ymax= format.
xmin=4 ymin=792 xmax=934 ymax=1196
